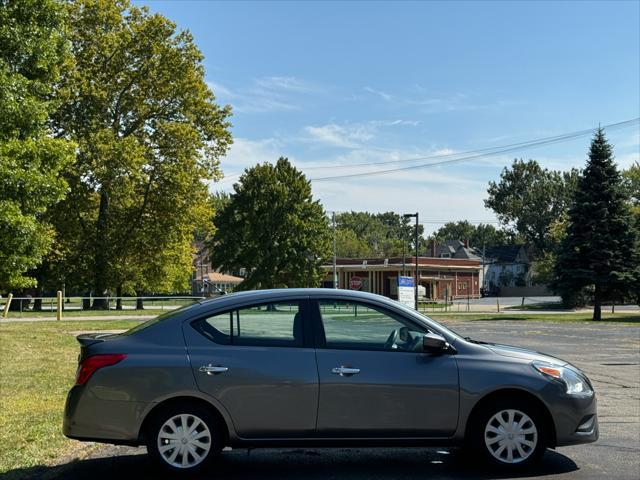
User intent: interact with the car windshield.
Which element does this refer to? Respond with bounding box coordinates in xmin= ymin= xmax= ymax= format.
xmin=411 ymin=310 xmax=465 ymax=340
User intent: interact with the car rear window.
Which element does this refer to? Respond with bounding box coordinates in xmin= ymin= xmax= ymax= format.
xmin=122 ymin=303 xmax=198 ymax=335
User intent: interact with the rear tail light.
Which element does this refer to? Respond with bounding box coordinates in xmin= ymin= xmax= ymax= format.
xmin=76 ymin=354 xmax=126 ymax=385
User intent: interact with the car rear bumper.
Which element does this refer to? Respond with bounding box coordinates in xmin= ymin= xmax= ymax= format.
xmin=63 ymin=385 xmax=149 ymax=444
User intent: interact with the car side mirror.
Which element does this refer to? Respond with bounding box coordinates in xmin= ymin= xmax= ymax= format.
xmin=422 ymin=332 xmax=449 ymax=354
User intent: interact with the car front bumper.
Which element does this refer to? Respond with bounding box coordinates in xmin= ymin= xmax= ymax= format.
xmin=551 ymin=392 xmax=598 ymax=447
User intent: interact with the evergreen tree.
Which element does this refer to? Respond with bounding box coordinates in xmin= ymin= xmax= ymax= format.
xmin=554 ymin=129 xmax=639 ymax=319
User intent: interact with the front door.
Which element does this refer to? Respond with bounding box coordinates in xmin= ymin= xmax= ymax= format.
xmin=183 ymin=299 xmax=318 ymax=438
xmin=313 ymin=299 xmax=459 ymax=437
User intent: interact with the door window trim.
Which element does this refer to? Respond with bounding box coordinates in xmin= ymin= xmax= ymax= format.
xmin=310 ymin=298 xmax=429 ymax=352
xmin=190 ymin=297 xmax=314 ymax=348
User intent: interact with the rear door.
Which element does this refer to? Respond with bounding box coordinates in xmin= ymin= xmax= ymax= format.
xmin=183 ymin=298 xmax=319 ymax=438
xmin=312 ymin=298 xmax=459 ymax=437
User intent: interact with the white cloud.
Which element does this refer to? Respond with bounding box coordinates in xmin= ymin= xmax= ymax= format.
xmin=369 ymin=119 xmax=421 ymax=127
xmin=364 ymin=86 xmax=393 ymax=101
xmin=211 ymin=137 xmax=289 ymax=191
xmin=207 ymin=76 xmax=320 ymax=114
xmin=312 ymin=175 xmax=497 ymax=237
xmin=303 ymin=123 xmax=375 ymax=148
xmin=362 ymin=85 xmax=520 ymax=114
xmin=254 ymin=76 xmax=318 ymax=92
xmin=616 ymin=152 xmax=640 ymax=170
xmin=302 ymin=119 xmax=421 ymax=149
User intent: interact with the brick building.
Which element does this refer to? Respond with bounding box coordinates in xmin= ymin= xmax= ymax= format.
xmin=191 ymin=240 xmax=243 ymax=296
xmin=322 ymin=255 xmax=482 ymax=301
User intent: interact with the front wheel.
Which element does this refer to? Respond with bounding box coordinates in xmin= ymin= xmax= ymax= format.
xmin=469 ymin=400 xmax=547 ymax=468
xmin=147 ymin=404 xmax=223 ymax=474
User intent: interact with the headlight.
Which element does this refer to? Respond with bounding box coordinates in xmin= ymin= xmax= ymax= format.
xmin=532 ymin=361 xmax=593 ymax=397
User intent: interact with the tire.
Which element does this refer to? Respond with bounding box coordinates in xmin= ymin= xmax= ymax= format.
xmin=467 ymin=398 xmax=547 ymax=469
xmin=146 ymin=403 xmax=223 ymax=474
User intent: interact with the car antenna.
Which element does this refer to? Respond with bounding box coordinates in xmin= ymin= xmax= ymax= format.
xmin=207 ymin=281 xmax=227 ymax=296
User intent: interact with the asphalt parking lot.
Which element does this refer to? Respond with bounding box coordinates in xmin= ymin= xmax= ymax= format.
xmin=7 ymin=320 xmax=639 ymax=480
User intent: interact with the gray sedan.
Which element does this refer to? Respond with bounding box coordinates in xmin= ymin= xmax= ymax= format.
xmin=63 ymin=289 xmax=598 ymax=474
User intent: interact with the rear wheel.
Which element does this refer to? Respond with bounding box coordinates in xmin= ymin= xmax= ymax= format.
xmin=469 ymin=399 xmax=547 ymax=468
xmin=147 ymin=403 xmax=222 ymax=474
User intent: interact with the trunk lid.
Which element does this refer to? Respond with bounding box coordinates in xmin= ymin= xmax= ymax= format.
xmin=75 ymin=332 xmax=121 ymax=362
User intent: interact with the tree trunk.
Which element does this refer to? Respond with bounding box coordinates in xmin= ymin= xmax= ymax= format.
xmin=33 ymin=290 xmax=42 ymax=312
xmin=92 ymin=190 xmax=110 ymax=309
xmin=82 ymin=290 xmax=91 ymax=310
xmin=33 ymin=274 xmax=44 ymax=311
xmin=135 ymin=288 xmax=144 ymax=310
xmin=593 ymin=286 xmax=602 ymax=321
xmin=116 ymin=285 xmax=123 ymax=310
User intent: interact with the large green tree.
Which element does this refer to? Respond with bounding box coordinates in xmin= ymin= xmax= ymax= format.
xmin=485 ymin=159 xmax=579 ymax=252
xmin=428 ymin=220 xmax=515 ymax=248
xmin=335 ymin=228 xmax=372 ymax=258
xmin=0 ymin=0 xmax=74 ymax=291
xmin=209 ymin=158 xmax=332 ymax=289
xmin=553 ymin=130 xmax=639 ymax=319
xmin=48 ymin=0 xmax=232 ymax=306
xmin=335 ymin=211 xmax=425 ymax=257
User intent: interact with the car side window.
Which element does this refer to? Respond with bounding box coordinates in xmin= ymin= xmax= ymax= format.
xmin=193 ymin=301 xmax=304 ymax=347
xmin=317 ymin=300 xmax=426 ymax=352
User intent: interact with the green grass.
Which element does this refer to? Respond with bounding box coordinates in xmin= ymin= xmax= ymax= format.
xmin=3 ymin=308 xmax=172 ymax=319
xmin=503 ymin=302 xmax=566 ymax=311
xmin=430 ymin=312 xmax=640 ymax=324
xmin=0 ymin=320 xmax=141 ymax=477
xmin=1 ymin=298 xmax=199 ymax=319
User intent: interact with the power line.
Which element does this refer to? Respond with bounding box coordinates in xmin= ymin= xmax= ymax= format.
xmin=324 ymin=210 xmax=502 ymax=224
xmin=305 ymin=118 xmax=639 ymax=172
xmin=310 ymin=118 xmax=639 ymax=181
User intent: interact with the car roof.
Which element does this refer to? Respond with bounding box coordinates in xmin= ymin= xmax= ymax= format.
xmin=198 ymin=288 xmax=390 ymax=305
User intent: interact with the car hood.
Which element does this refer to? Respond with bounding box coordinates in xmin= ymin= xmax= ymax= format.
xmin=485 ymin=343 xmax=568 ymax=366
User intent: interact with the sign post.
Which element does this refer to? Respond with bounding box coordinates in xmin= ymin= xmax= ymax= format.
xmin=397 ymin=276 xmax=415 ymax=309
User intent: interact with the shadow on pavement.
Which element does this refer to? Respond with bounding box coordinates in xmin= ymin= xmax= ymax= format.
xmin=0 ymin=447 xmax=579 ymax=480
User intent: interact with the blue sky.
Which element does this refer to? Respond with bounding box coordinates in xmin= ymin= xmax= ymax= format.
xmin=140 ymin=0 xmax=639 ymax=235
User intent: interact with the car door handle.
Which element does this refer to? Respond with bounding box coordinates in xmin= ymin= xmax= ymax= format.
xmin=199 ymin=364 xmax=228 ymax=375
xmin=331 ymin=366 xmax=360 ymax=376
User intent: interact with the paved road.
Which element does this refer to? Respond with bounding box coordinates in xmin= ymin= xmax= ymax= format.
xmin=467 ymin=296 xmax=562 ymax=306
xmin=6 ymin=320 xmax=639 ymax=480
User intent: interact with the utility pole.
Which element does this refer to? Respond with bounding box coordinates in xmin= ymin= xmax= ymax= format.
xmin=403 ymin=212 xmax=419 ymax=310
xmin=415 ymin=212 xmax=419 ymax=310
xmin=482 ymin=241 xmax=486 ymax=295
xmin=402 ymin=225 xmax=406 ymax=276
xmin=332 ymin=211 xmax=338 ymax=288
